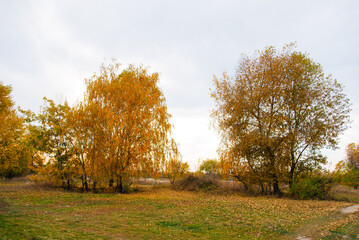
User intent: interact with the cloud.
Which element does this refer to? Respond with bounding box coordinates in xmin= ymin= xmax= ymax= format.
xmin=1 ymin=0 xmax=358 ymax=170
xmin=169 ymin=107 xmax=220 ymax=171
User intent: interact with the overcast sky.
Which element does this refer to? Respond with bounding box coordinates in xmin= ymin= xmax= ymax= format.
xmin=1 ymin=0 xmax=359 ymax=170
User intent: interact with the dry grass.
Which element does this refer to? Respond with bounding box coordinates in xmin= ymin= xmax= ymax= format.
xmin=331 ymin=185 xmax=359 ymax=203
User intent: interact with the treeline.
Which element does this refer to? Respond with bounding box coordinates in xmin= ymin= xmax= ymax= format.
xmin=0 ymin=63 xmax=187 ymax=193
xmin=195 ymin=153 xmax=358 ymax=199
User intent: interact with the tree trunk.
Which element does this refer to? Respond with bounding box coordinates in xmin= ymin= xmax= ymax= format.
xmin=92 ymin=181 xmax=97 ymax=193
xmin=260 ymin=182 xmax=265 ymax=195
xmin=267 ymin=148 xmax=281 ymax=196
xmin=116 ymin=177 xmax=124 ymax=193
xmin=288 ymin=178 xmax=293 ymax=190
xmin=83 ymin=180 xmax=88 ymax=192
xmin=81 ymin=162 xmax=88 ymax=192
xmin=235 ymin=175 xmax=250 ymax=192
xmin=272 ymin=178 xmax=281 ymax=196
xmin=288 ymin=162 xmax=296 ymax=190
xmin=67 ymin=179 xmax=71 ymax=191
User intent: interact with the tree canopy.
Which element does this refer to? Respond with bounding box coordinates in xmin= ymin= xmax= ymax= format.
xmin=79 ymin=63 xmax=175 ymax=192
xmin=211 ymin=44 xmax=351 ymax=194
xmin=0 ymin=82 xmax=28 ymax=178
xmin=346 ymin=143 xmax=359 ymax=170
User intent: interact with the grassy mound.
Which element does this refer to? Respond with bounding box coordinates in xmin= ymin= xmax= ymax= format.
xmin=172 ymin=174 xmax=220 ymax=192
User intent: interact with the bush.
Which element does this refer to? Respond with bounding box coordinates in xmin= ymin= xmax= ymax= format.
xmin=172 ymin=174 xmax=219 ymax=192
xmin=290 ymin=172 xmax=334 ymax=200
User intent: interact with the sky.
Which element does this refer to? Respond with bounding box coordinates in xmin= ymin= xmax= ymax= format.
xmin=1 ymin=0 xmax=359 ymax=171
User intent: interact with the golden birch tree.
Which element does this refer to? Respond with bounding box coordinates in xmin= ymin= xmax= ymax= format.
xmin=81 ymin=63 xmax=175 ymax=193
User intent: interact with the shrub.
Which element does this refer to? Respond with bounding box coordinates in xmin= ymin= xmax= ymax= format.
xmin=172 ymin=174 xmax=219 ymax=192
xmin=290 ymin=172 xmax=334 ymax=200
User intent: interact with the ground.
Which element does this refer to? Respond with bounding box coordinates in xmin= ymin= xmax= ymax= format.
xmin=0 ymin=178 xmax=358 ymax=239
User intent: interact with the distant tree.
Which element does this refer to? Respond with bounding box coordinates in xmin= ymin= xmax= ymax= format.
xmin=0 ymin=82 xmax=28 ymax=179
xmin=211 ymin=44 xmax=351 ymax=195
xmin=165 ymin=158 xmax=190 ymax=184
xmin=335 ymin=143 xmax=359 ymax=189
xmin=199 ymin=159 xmax=218 ymax=175
xmin=164 ymin=141 xmax=189 ymax=184
xmin=346 ymin=143 xmax=359 ymax=170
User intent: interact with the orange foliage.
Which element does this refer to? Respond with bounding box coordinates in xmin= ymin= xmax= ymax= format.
xmin=0 ymin=82 xmax=28 ymax=178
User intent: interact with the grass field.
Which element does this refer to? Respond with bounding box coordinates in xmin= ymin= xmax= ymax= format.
xmin=1 ymin=178 xmax=358 ymax=240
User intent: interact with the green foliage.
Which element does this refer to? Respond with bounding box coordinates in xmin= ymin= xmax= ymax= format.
xmin=341 ymin=168 xmax=359 ymax=188
xmin=199 ymin=159 xmax=218 ymax=175
xmin=341 ymin=143 xmax=359 ymax=188
xmin=334 ymin=142 xmax=359 ymax=189
xmin=336 ymin=165 xmax=359 ymax=189
xmin=290 ymin=172 xmax=334 ymax=200
xmin=29 ymin=98 xmax=75 ymax=189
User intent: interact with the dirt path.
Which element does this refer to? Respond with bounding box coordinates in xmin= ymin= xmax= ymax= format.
xmin=281 ymin=204 xmax=359 ymax=240
xmin=340 ymin=204 xmax=359 ymax=214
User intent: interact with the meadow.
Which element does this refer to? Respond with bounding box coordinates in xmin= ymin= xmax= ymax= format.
xmin=1 ymin=178 xmax=358 ymax=240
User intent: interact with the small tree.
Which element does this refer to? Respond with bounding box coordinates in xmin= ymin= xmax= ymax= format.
xmin=30 ymin=98 xmax=75 ymax=190
xmin=290 ymin=171 xmax=334 ymax=200
xmin=164 ymin=140 xmax=189 ymax=184
xmin=211 ymin=44 xmax=351 ymax=195
xmin=335 ymin=143 xmax=359 ymax=189
xmin=165 ymin=158 xmax=190 ymax=184
xmin=346 ymin=143 xmax=359 ymax=170
xmin=199 ymin=159 xmax=219 ymax=175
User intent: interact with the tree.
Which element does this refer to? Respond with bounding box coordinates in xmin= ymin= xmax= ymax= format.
xmin=81 ymin=63 xmax=176 ymax=193
xmin=211 ymin=44 xmax=351 ymax=195
xmin=199 ymin=159 xmax=219 ymax=175
xmin=31 ymin=98 xmax=75 ymax=190
xmin=346 ymin=143 xmax=359 ymax=170
xmin=68 ymin=103 xmax=93 ymax=192
xmin=335 ymin=143 xmax=359 ymax=189
xmin=0 ymin=82 xmax=28 ymax=179
xmin=165 ymin=159 xmax=190 ymax=184
xmin=164 ymin=140 xmax=189 ymax=184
